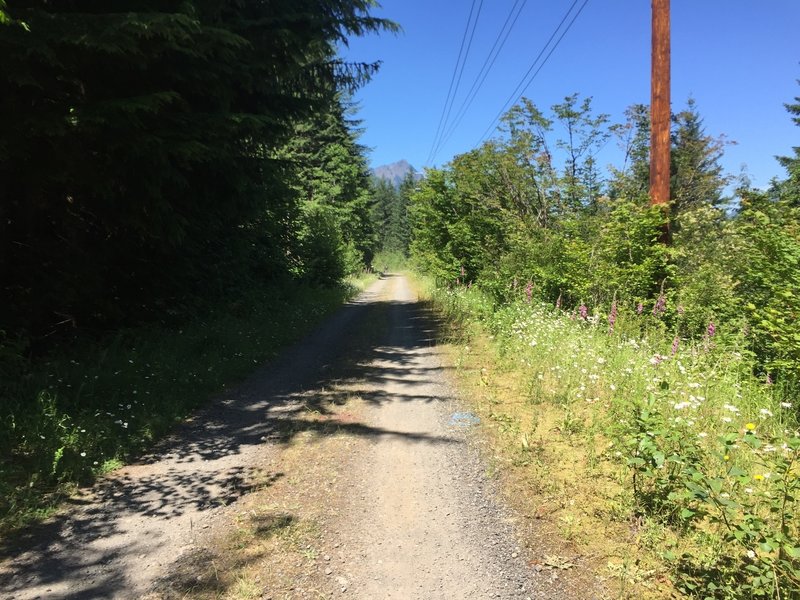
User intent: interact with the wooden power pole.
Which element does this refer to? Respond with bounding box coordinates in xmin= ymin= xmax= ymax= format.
xmin=650 ymin=0 xmax=671 ymax=228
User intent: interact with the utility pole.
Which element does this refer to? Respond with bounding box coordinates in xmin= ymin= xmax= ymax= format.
xmin=650 ymin=0 xmax=670 ymax=239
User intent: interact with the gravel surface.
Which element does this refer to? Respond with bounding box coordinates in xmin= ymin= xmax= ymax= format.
xmin=0 ymin=275 xmax=606 ymax=599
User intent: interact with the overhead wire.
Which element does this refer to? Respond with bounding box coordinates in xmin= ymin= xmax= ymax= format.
xmin=475 ymin=0 xmax=591 ymax=147
xmin=431 ymin=0 xmax=529 ymax=162
xmin=424 ymin=0 xmax=484 ymax=167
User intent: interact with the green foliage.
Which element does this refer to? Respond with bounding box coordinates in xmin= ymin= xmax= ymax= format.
xmin=410 ymin=88 xmax=800 ymax=385
xmin=0 ymin=279 xmax=362 ymax=531
xmin=428 ymin=282 xmax=799 ymax=599
xmin=0 ymin=0 xmax=393 ymax=337
xmin=731 ymin=191 xmax=800 ymax=380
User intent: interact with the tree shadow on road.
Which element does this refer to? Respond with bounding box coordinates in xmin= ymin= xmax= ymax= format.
xmin=0 ymin=279 xmax=462 ymax=599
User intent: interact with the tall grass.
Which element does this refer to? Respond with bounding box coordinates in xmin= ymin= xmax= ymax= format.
xmin=0 ymin=276 xmax=373 ymax=533
xmin=428 ymin=281 xmax=799 ymax=599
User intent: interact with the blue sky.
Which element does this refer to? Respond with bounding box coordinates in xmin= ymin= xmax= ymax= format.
xmin=341 ymin=0 xmax=799 ymax=189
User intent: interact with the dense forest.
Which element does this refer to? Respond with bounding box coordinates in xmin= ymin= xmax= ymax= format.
xmin=0 ymin=0 xmax=396 ymax=341
xmin=0 ymin=1 xmax=396 ymax=527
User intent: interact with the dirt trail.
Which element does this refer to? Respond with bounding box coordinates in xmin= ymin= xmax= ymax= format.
xmin=1 ymin=274 xmax=601 ymax=599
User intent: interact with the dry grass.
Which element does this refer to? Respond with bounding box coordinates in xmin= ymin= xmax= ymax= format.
xmin=437 ymin=318 xmax=676 ymax=599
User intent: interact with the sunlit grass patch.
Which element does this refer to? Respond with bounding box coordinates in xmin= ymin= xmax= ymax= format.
xmin=425 ymin=280 xmax=799 ymax=599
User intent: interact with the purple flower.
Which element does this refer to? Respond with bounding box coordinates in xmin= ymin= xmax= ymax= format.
xmin=636 ymin=302 xmax=644 ymax=315
xmin=653 ymin=294 xmax=666 ymax=316
xmin=671 ymin=336 xmax=680 ymax=355
xmin=608 ymin=301 xmax=618 ymax=333
xmin=460 ymin=265 xmax=466 ymax=278
xmin=706 ymin=321 xmax=716 ymax=338
xmin=766 ymin=373 xmax=773 ymax=385
xmin=555 ymin=293 xmax=562 ymax=310
xmin=579 ymin=304 xmax=588 ymax=320
xmin=525 ymin=281 xmax=533 ymax=303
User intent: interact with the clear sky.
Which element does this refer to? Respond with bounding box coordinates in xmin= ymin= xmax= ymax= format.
xmin=341 ymin=0 xmax=799 ymax=189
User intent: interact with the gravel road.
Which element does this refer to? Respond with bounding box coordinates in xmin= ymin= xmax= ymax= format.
xmin=0 ymin=274 xmax=603 ymax=599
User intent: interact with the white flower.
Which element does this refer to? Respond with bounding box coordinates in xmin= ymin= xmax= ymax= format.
xmin=80 ymin=452 xmax=86 ymax=457
xmin=759 ymin=408 xmax=773 ymax=418
xmin=697 ymin=432 xmax=708 ymax=438
xmin=687 ymin=382 xmax=701 ymax=389
xmin=781 ymin=402 xmax=792 ymax=409
xmin=597 ymin=357 xmax=606 ymax=365
xmin=723 ymin=404 xmax=740 ymax=414
xmin=746 ymin=550 xmax=756 ymax=559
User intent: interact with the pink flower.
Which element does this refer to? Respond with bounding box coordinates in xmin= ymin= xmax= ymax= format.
xmin=653 ymin=294 xmax=666 ymax=316
xmin=579 ymin=304 xmax=588 ymax=320
xmin=608 ymin=301 xmax=618 ymax=333
xmin=671 ymin=336 xmax=680 ymax=355
xmin=525 ymin=281 xmax=533 ymax=303
xmin=636 ymin=302 xmax=643 ymax=315
xmin=706 ymin=321 xmax=716 ymax=338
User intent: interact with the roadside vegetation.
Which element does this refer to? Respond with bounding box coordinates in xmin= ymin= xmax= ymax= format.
xmin=0 ymin=2 xmax=395 ymax=533
xmin=410 ymin=89 xmax=800 ymax=598
xmin=0 ymin=276 xmax=374 ymax=534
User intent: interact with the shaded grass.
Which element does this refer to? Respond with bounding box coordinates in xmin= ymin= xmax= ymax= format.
xmin=0 ymin=275 xmax=375 ymax=534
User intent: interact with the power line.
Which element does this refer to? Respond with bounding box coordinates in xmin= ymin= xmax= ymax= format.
xmin=432 ymin=0 xmax=529 ymax=162
xmin=475 ymin=0 xmax=591 ymax=147
xmin=425 ymin=0 xmax=484 ymax=166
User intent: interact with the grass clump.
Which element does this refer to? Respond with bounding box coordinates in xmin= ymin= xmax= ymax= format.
xmin=0 ymin=276 xmax=373 ymax=534
xmin=426 ymin=280 xmax=799 ymax=599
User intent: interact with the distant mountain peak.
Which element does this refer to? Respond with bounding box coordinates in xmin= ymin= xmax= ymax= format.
xmin=372 ymin=160 xmax=423 ymax=187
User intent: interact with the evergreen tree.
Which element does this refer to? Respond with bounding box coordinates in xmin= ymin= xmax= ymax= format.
xmin=0 ymin=1 xmax=395 ymax=335
xmin=670 ymin=98 xmax=730 ymax=217
xmin=776 ymin=82 xmax=800 ymax=203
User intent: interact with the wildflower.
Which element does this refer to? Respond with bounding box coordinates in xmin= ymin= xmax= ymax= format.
xmin=652 ymin=294 xmax=666 ymax=317
xmin=579 ymin=304 xmax=588 ymax=320
xmin=753 ymin=474 xmax=764 ymax=481
xmin=650 ymin=354 xmax=664 ymax=366
xmin=759 ymin=408 xmax=773 ymax=418
xmin=746 ymin=550 xmax=756 ymax=559
xmin=722 ymin=417 xmax=732 ymax=423
xmin=698 ymin=432 xmax=708 ymax=438
xmin=781 ymin=402 xmax=792 ymax=409
xmin=80 ymin=452 xmax=86 ymax=457
xmin=597 ymin=357 xmax=606 ymax=364
xmin=723 ymin=404 xmax=740 ymax=414
xmin=671 ymin=336 xmax=680 ymax=355
xmin=766 ymin=373 xmax=773 ymax=385
xmin=525 ymin=281 xmax=533 ymax=303
xmin=460 ymin=265 xmax=466 ymax=278
xmin=724 ymin=454 xmax=730 ymax=461
xmin=608 ymin=301 xmax=618 ymax=333
xmin=636 ymin=302 xmax=644 ymax=315
xmin=706 ymin=321 xmax=716 ymax=338
xmin=745 ymin=422 xmax=757 ymax=431
xmin=744 ymin=488 xmax=754 ymax=494
xmin=677 ymin=305 xmax=685 ymax=315
xmin=555 ymin=293 xmax=562 ymax=310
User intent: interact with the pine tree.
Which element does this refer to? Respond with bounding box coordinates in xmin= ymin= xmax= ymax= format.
xmin=670 ymin=98 xmax=730 ymax=216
